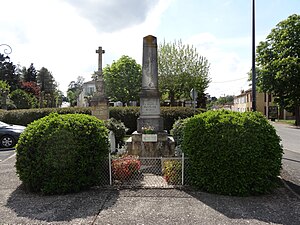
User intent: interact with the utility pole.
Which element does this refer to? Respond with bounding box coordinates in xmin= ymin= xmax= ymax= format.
xmin=251 ymin=0 xmax=257 ymax=111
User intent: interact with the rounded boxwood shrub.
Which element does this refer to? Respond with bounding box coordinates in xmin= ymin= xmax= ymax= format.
xmin=16 ymin=113 xmax=109 ymax=194
xmin=182 ymin=110 xmax=283 ymax=196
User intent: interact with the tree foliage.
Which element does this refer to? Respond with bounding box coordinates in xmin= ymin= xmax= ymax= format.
xmin=256 ymin=14 xmax=300 ymax=125
xmin=20 ymin=81 xmax=40 ymax=98
xmin=103 ymin=55 xmax=142 ymax=105
xmin=158 ymin=40 xmax=211 ymax=106
xmin=0 ymin=53 xmax=20 ymax=91
xmin=0 ymin=80 xmax=10 ymax=109
xmin=67 ymin=76 xmax=84 ymax=107
xmin=21 ymin=63 xmax=37 ymax=82
xmin=10 ymin=89 xmax=37 ymax=109
xmin=37 ymin=67 xmax=58 ymax=108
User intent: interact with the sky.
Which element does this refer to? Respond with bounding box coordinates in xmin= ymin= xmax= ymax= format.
xmin=1 ymin=0 xmax=300 ymax=98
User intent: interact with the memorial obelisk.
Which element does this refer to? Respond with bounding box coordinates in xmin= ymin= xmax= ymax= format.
xmin=137 ymin=35 xmax=164 ymax=133
xmin=127 ymin=35 xmax=174 ymax=157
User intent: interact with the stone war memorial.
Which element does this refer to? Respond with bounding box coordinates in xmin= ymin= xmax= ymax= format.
xmin=127 ymin=35 xmax=175 ymax=157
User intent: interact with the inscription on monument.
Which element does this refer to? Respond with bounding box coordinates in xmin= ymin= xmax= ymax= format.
xmin=141 ymin=99 xmax=160 ymax=115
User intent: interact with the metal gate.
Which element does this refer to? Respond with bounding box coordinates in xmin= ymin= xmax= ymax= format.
xmin=107 ymin=153 xmax=190 ymax=188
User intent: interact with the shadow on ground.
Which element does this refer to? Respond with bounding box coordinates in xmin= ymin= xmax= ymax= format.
xmin=116 ymin=186 xmax=300 ymax=225
xmin=185 ymin=186 xmax=300 ymax=225
xmin=5 ymin=185 xmax=119 ymax=223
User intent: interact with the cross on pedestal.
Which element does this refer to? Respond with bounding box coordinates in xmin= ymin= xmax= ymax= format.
xmin=96 ymin=47 xmax=105 ymax=74
xmin=91 ymin=46 xmax=108 ymax=120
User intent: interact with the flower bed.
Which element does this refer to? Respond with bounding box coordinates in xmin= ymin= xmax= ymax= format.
xmin=112 ymin=155 xmax=141 ymax=181
xmin=162 ymin=160 xmax=182 ymax=185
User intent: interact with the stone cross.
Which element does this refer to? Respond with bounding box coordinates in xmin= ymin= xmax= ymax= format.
xmin=137 ymin=35 xmax=163 ymax=133
xmin=90 ymin=46 xmax=109 ymax=120
xmin=96 ymin=46 xmax=105 ymax=74
xmin=95 ymin=47 xmax=105 ymax=94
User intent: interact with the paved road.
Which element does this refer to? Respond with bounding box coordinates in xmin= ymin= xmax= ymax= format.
xmin=272 ymin=122 xmax=300 ymax=195
xmin=0 ymin=149 xmax=15 ymax=162
xmin=272 ymin=122 xmax=300 ymax=154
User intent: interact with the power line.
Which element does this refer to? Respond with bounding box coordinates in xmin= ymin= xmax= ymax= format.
xmin=211 ymin=76 xmax=248 ymax=83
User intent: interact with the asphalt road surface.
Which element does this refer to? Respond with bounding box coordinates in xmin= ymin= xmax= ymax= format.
xmin=272 ymin=122 xmax=300 ymax=154
xmin=0 ymin=148 xmax=15 ymax=162
xmin=272 ymin=122 xmax=300 ymax=195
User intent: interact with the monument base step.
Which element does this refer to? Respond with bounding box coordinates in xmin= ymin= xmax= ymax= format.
xmin=125 ymin=131 xmax=175 ymax=157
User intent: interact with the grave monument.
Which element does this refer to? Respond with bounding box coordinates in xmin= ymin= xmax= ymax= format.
xmin=126 ymin=35 xmax=175 ymax=157
xmin=90 ymin=46 xmax=109 ymax=120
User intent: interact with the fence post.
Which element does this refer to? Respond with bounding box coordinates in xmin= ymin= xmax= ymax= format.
xmin=182 ymin=152 xmax=184 ymax=185
xmin=109 ymin=153 xmax=112 ymax=185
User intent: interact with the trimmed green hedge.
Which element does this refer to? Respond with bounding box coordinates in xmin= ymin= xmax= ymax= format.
xmin=0 ymin=107 xmax=91 ymax=126
xmin=16 ymin=113 xmax=109 ymax=194
xmin=182 ymin=110 xmax=283 ymax=196
xmin=0 ymin=106 xmax=203 ymax=133
xmin=109 ymin=107 xmax=139 ymax=133
xmin=110 ymin=106 xmax=204 ymax=133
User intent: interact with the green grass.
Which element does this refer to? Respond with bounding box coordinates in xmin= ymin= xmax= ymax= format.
xmin=277 ymin=119 xmax=296 ymax=126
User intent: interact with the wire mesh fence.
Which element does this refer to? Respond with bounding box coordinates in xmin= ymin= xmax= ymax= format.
xmin=103 ymin=154 xmax=191 ymax=188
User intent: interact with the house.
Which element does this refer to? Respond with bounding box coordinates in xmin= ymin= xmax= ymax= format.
xmin=232 ymin=89 xmax=294 ymax=119
xmin=77 ymin=80 xmax=96 ymax=107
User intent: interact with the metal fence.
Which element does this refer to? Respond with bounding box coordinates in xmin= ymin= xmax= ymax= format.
xmin=102 ymin=153 xmax=190 ymax=188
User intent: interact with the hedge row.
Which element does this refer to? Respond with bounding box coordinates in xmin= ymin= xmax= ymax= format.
xmin=0 ymin=106 xmax=204 ymax=133
xmin=0 ymin=107 xmax=91 ymax=126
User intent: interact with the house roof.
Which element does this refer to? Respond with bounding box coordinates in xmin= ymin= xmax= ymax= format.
xmin=83 ymin=80 xmax=96 ymax=85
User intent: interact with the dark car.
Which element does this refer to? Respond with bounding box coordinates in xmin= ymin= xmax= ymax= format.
xmin=0 ymin=121 xmax=26 ymax=148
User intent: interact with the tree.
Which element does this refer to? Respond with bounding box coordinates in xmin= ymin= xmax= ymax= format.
xmin=0 ymin=53 xmax=20 ymax=91
xmin=256 ymin=14 xmax=300 ymax=125
xmin=67 ymin=76 xmax=84 ymax=107
xmin=158 ymin=40 xmax=211 ymax=106
xmin=10 ymin=89 xmax=37 ymax=109
xmin=103 ymin=55 xmax=142 ymax=105
xmin=0 ymin=80 xmax=10 ymax=109
xmin=20 ymin=81 xmax=40 ymax=99
xmin=21 ymin=63 xmax=37 ymax=82
xmin=37 ymin=67 xmax=57 ymax=108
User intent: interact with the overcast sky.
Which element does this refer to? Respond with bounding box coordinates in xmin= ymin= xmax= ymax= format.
xmin=1 ymin=0 xmax=300 ymax=97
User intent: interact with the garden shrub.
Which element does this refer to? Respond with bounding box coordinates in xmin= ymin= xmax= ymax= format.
xmin=162 ymin=160 xmax=182 ymax=185
xmin=109 ymin=106 xmax=203 ymax=134
xmin=109 ymin=107 xmax=139 ymax=134
xmin=171 ymin=118 xmax=189 ymax=156
xmin=15 ymin=113 xmax=109 ymax=194
xmin=182 ymin=110 xmax=283 ymax=196
xmin=171 ymin=118 xmax=189 ymax=146
xmin=112 ymin=155 xmax=141 ymax=181
xmin=162 ymin=107 xmax=204 ymax=132
xmin=10 ymin=89 xmax=38 ymax=109
xmin=105 ymin=118 xmax=128 ymax=148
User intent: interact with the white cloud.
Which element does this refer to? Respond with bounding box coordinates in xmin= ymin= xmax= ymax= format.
xmin=63 ymin=0 xmax=159 ymax=33
xmin=1 ymin=0 xmax=171 ymax=95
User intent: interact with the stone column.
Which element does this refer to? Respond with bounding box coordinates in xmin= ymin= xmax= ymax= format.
xmin=137 ymin=35 xmax=163 ymax=133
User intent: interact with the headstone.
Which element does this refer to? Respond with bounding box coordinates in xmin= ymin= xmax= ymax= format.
xmin=137 ymin=35 xmax=163 ymax=133
xmin=109 ymin=131 xmax=116 ymax=153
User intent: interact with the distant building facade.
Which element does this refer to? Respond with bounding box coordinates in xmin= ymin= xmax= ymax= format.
xmin=77 ymin=80 xmax=96 ymax=107
xmin=232 ymin=89 xmax=294 ymax=119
